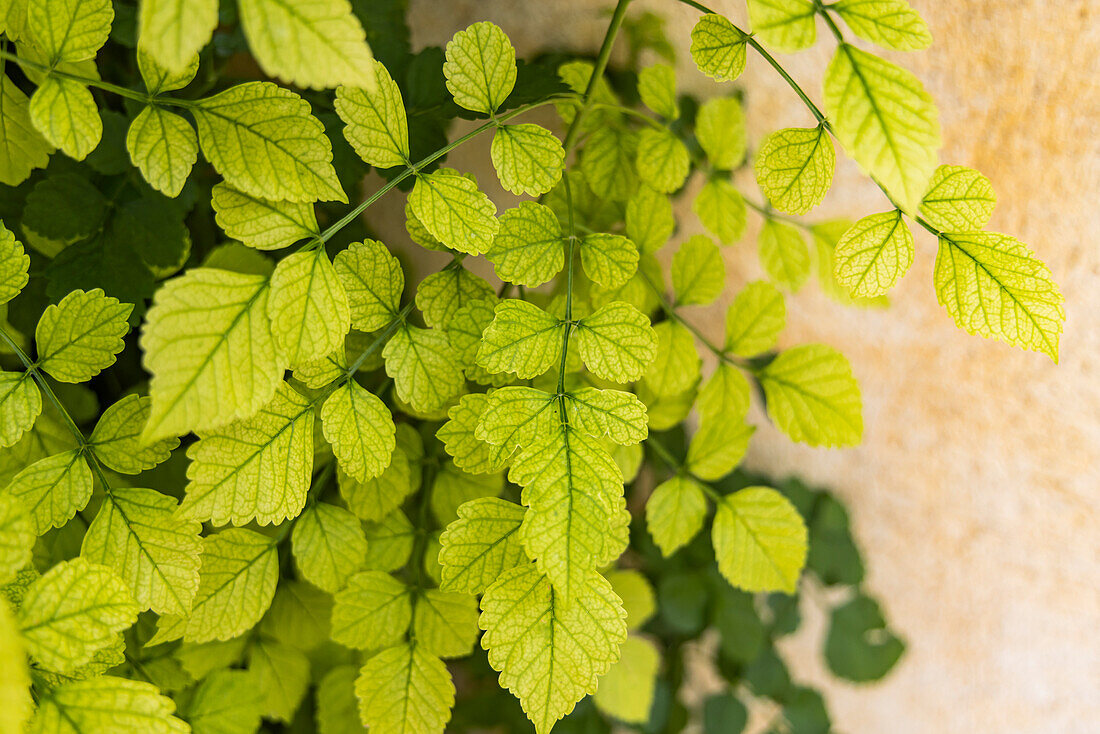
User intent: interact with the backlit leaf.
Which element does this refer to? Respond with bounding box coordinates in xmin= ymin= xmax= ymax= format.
xmin=335 ymin=60 xmax=409 ymax=168
xmin=833 ymin=209 xmax=914 ymax=297
xmin=211 ymin=183 xmax=319 ymax=251
xmin=755 ymin=126 xmax=835 ymax=215
xmin=757 ymin=344 xmax=863 ymax=447
xmin=713 ymin=486 xmax=808 ymax=593
xmin=443 ymin=21 xmax=516 ymax=114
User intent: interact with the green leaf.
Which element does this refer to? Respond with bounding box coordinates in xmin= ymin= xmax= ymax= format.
xmin=443 ymin=21 xmax=516 ymax=114
xmin=490 ymin=123 xmax=565 ymax=197
xmin=141 ymin=268 xmax=284 ymax=441
xmin=606 ymin=569 xmax=655 ymax=630
xmin=757 ymin=344 xmax=863 ymax=447
xmin=0 ymin=597 xmax=32 ymax=733
xmin=479 ymin=563 xmax=627 ymax=734
xmin=29 ymin=76 xmax=101 ymax=160
xmin=580 ymin=126 xmax=637 ymax=202
xmin=292 ymin=502 xmax=367 ymax=593
xmin=35 ymin=288 xmax=131 ymax=383
xmin=579 ymin=233 xmax=639 ymax=289
xmin=725 ymin=280 xmax=786 ymax=357
xmin=447 ymin=300 xmax=501 ymax=382
xmin=0 ymin=493 xmax=33 ymax=584
xmin=438 ymin=497 xmax=527 ymax=594
xmin=81 ymin=487 xmax=202 ymax=616
xmin=747 ymin=0 xmax=817 ymax=51
xmin=3 ymin=449 xmax=91 ymax=534
xmin=575 ymin=302 xmax=658 ymax=383
xmin=413 ymin=589 xmax=479 ymax=658
xmin=919 ymin=164 xmax=996 ymax=232
xmin=696 ymin=96 xmax=746 ymax=171
xmin=833 ymin=209 xmax=914 ymax=297
xmin=268 ymin=248 xmax=351 ymax=365
xmin=211 ymin=183 xmax=318 ymax=250
xmin=31 ymin=676 xmax=189 ymax=734
xmin=334 ymin=239 xmax=404 ymax=331
xmin=0 ymin=76 xmax=52 ymax=186
xmin=703 ymin=694 xmax=748 ymax=734
xmin=238 ymin=0 xmax=375 ymax=90
xmin=193 ymin=82 xmax=346 ymax=203
xmin=646 ymin=476 xmax=708 ymax=556
xmin=383 ymin=324 xmax=464 ymax=414
xmin=638 ymin=63 xmax=678 ymax=119
xmin=137 ymin=0 xmax=217 ymax=74
xmin=335 ymin=60 xmax=409 ymax=168
xmin=935 ymin=232 xmax=1065 ymax=361
xmin=755 ymin=126 xmax=835 ymax=215
xmin=0 ymin=223 xmax=29 ymax=304
xmin=27 ymin=0 xmax=113 ymax=62
xmin=592 ymin=635 xmax=660 ymax=724
xmin=18 ymin=558 xmax=138 ymax=672
xmin=185 ymin=669 xmax=264 ymax=734
xmin=415 ymin=266 xmax=493 ymax=330
xmin=833 ymin=0 xmax=932 ymax=51
xmin=477 ymin=299 xmax=562 ymax=379
xmin=713 ymin=486 xmax=808 ymax=593
xmin=508 ymin=420 xmax=628 ymax=602
xmin=690 ymin=13 xmax=747 ymax=81
xmin=430 ymin=464 xmax=502 ymax=526
xmin=179 ymin=382 xmax=314 ymax=526
xmin=693 ymin=178 xmax=746 ymax=245
xmin=696 ymin=362 xmax=751 ymax=420
xmin=824 ymin=44 xmax=941 ymax=213
xmin=126 ymin=106 xmax=198 ymax=198
xmin=137 ymin=48 xmax=198 ymax=94
xmin=672 ymin=234 xmax=724 ymax=306
xmin=635 ymin=134 xmax=689 ymax=208
xmin=487 ymin=202 xmax=564 ymax=287
xmin=625 ymin=184 xmax=674 ymax=254
xmin=338 ymin=446 xmax=412 ymax=522
xmin=437 ymin=394 xmax=495 ymax=475
xmin=23 ymin=173 xmax=106 ymax=241
xmin=331 ymin=570 xmax=410 ymax=649
xmin=644 ymin=321 xmax=700 ymax=397
xmin=316 ymin=666 xmax=363 ymax=734
xmin=408 ymin=170 xmax=498 ymax=255
xmin=565 ymin=387 xmax=648 ymax=446
xmin=355 ymin=642 xmax=455 ymax=733
xmin=759 ymin=219 xmax=810 ymax=291
xmin=322 ymin=380 xmax=395 ymax=482
xmin=686 ymin=412 xmax=754 ymax=481
xmin=183 ymin=528 xmax=278 ymax=642
xmin=825 ymin=594 xmax=905 ymax=681
xmin=0 ymin=371 xmax=40 ymax=449
xmin=247 ymin=636 xmax=310 ymax=722
xmin=475 ymin=387 xmax=556 ymax=466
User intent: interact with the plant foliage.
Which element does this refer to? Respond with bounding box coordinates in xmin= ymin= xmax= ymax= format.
xmin=0 ymin=0 xmax=1062 ymax=732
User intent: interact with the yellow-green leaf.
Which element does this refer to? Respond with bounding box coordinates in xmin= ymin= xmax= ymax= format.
xmin=35 ymin=288 xmax=131 ymax=383
xmin=334 ymin=239 xmax=404 ymax=332
xmin=671 ymin=234 xmax=724 ymax=306
xmin=322 ymin=380 xmax=395 ymax=482
xmin=919 ymin=164 xmax=996 ymax=232
xmin=696 ymin=96 xmax=746 ymax=171
xmin=0 ymin=371 xmax=40 ymax=449
xmin=126 ymin=106 xmax=198 ymax=197
xmin=292 ymin=502 xmax=368 ymax=594
xmin=487 ymin=202 xmax=564 ymax=287
xmin=0 ymin=222 xmax=30 ymax=305
xmin=832 ymin=0 xmax=932 ymax=51
xmin=268 ymin=248 xmax=350 ymax=365
xmin=3 ymin=449 xmax=91 ymax=534
xmin=690 ymin=13 xmax=747 ymax=81
xmin=354 ymin=642 xmax=455 ymax=734
xmin=748 ymin=0 xmax=817 ymax=51
xmin=211 ymin=182 xmax=319 ymax=250
xmin=637 ymin=63 xmax=678 ymax=119
xmin=183 ymin=528 xmax=278 ymax=642
xmin=138 ymin=0 xmax=218 ymax=74
xmin=490 ymin=123 xmax=565 ymax=196
xmin=335 ymin=60 xmax=409 ymax=168
xmin=693 ymin=178 xmax=746 ymax=245
xmin=28 ymin=76 xmax=101 ymax=160
xmin=443 ymin=21 xmax=516 ymax=114
xmin=833 ymin=209 xmax=914 ymax=297
xmin=754 ymin=125 xmax=835 ymax=215
xmin=635 ymin=126 xmax=690 ymax=193
xmin=713 ymin=486 xmax=808 ymax=593
xmin=27 ymin=0 xmax=113 ymax=63
xmin=759 ymin=219 xmax=810 ymax=291
xmin=645 ymin=475 xmax=708 ymax=556
xmin=0 ymin=76 xmax=52 ymax=186
xmin=725 ymin=280 xmax=785 ymax=357
xmin=383 ymin=324 xmax=464 ymax=414
xmin=408 ymin=170 xmax=498 ymax=256
xmin=757 ymin=344 xmax=863 ymax=447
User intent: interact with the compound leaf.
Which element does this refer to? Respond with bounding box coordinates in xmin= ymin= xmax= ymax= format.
xmin=444 ymin=21 xmax=516 ymax=114
xmin=211 ymin=182 xmax=319 ymax=251
xmin=183 ymin=528 xmax=278 ymax=642
xmin=833 ymin=209 xmax=914 ymax=298
xmin=824 ymin=44 xmax=940 ymax=213
xmin=268 ymin=248 xmax=351 ymax=365
xmin=480 ymin=563 xmax=627 ymax=734
xmin=935 ymin=232 xmax=1064 ymax=361
xmin=192 ymin=82 xmax=346 ymax=203
xmin=335 ymin=60 xmax=409 ymax=168
xmin=237 ymin=0 xmax=376 ymax=90
xmin=17 ymin=558 xmax=138 ymax=673
xmin=725 ymin=280 xmax=786 ymax=357
xmin=757 ymin=344 xmax=863 ymax=447
xmin=142 ymin=268 xmax=284 ymax=441
xmin=179 ymin=382 xmax=314 ymax=526
xmin=322 ymin=380 xmax=395 ymax=482
xmin=713 ymin=486 xmax=808 ymax=594
xmin=81 ymin=487 xmax=203 ymax=616
xmin=755 ymin=126 xmax=835 ymax=215
xmin=690 ymin=13 xmax=747 ymax=81
xmin=126 ymin=106 xmax=198 ymax=198
xmin=334 ymin=239 xmax=404 ymax=332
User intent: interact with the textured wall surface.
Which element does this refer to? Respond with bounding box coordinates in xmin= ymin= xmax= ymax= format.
xmin=401 ymin=2 xmax=1100 ymax=732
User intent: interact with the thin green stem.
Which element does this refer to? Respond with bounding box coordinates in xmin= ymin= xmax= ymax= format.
xmin=645 ymin=434 xmax=725 ymax=502
xmin=0 ymin=327 xmax=86 ymax=447
xmin=816 ymin=2 xmax=847 ymax=42
xmin=0 ymin=48 xmax=185 ymax=107
xmin=562 ymin=0 xmax=633 ymax=152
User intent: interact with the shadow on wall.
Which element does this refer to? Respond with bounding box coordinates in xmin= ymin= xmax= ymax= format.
xmin=387 ymin=1 xmax=1100 ymax=733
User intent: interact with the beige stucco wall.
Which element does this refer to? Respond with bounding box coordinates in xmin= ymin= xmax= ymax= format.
xmin=403 ymin=2 xmax=1100 ymax=732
